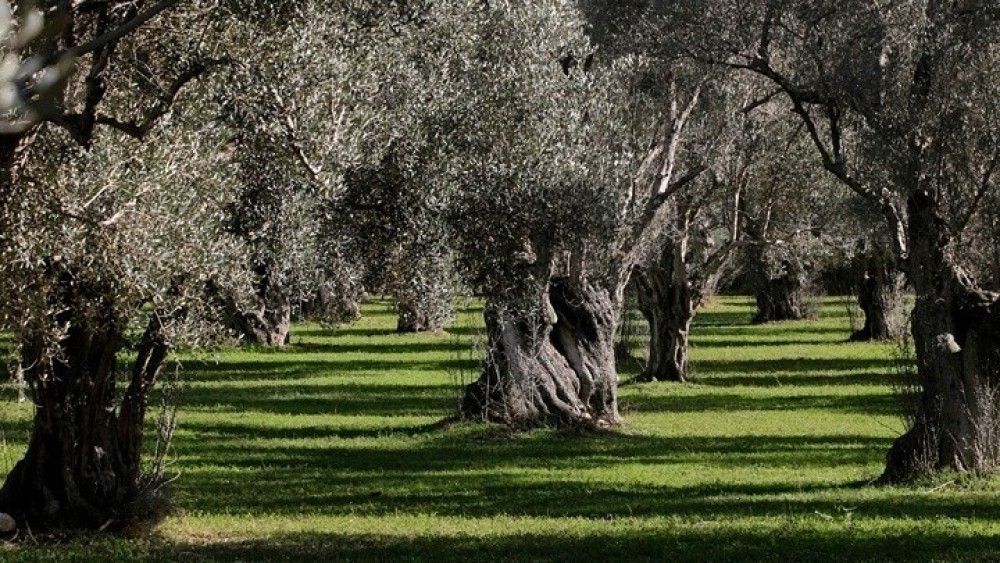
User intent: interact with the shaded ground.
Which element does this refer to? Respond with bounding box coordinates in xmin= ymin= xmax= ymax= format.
xmin=1 ymin=298 xmax=998 ymax=561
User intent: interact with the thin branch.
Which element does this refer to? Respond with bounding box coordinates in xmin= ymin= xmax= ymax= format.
xmin=742 ymin=88 xmax=782 ymax=114
xmin=94 ymin=59 xmax=225 ymax=140
xmin=953 ymin=144 xmax=1000 ymax=234
xmin=269 ymin=86 xmax=324 ymax=181
xmin=65 ymin=0 xmax=183 ymax=60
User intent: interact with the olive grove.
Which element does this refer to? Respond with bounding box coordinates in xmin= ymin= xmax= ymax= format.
xmin=684 ymin=0 xmax=1000 ymax=481
xmin=0 ymin=0 xmax=997 ymax=540
xmin=0 ymin=0 xmax=390 ymax=529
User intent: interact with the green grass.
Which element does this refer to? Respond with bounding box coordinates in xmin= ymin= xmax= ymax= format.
xmin=2 ymin=297 xmax=999 ymax=561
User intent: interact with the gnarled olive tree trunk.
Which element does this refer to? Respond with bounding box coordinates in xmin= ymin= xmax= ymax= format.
xmin=882 ymin=191 xmax=1000 ymax=483
xmin=461 ymin=279 xmax=621 ymax=428
xmin=396 ymin=302 xmax=436 ymax=333
xmin=633 ymin=266 xmax=695 ymax=383
xmin=233 ymin=296 xmax=292 ymax=346
xmin=213 ymin=275 xmax=292 ymax=347
xmin=394 ymin=291 xmax=451 ymax=334
xmin=0 ymin=304 xmax=170 ymax=529
xmin=751 ymin=258 xmax=811 ymax=323
xmin=851 ymin=250 xmax=905 ymax=342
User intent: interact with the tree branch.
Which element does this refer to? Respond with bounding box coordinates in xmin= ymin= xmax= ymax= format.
xmin=94 ymin=59 xmax=225 ymax=140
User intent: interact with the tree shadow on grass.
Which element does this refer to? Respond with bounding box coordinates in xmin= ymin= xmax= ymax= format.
xmin=169 ymin=431 xmax=896 ymax=518
xmin=290 ymin=341 xmax=473 ymax=355
xmin=689 ymin=372 xmax=898 ymax=389
xmin=321 ymin=327 xmax=399 ymax=338
xmin=140 ymin=527 xmax=999 ymax=563
xmin=181 ymin=357 xmax=479 ymax=381
xmin=693 ymin=357 xmax=897 ymax=377
xmin=693 ymin=325 xmax=852 ymax=338
xmin=625 ymin=390 xmax=900 ymax=416
xmin=689 ymin=338 xmax=852 ymax=348
xmin=179 ymin=383 xmax=458 ymax=417
xmin=183 ymin=419 xmax=454 ymax=441
xmin=692 ymin=310 xmax=754 ymax=327
xmin=164 ymin=426 xmax=1000 ymax=529
xmin=179 ymin=431 xmax=891 ymax=473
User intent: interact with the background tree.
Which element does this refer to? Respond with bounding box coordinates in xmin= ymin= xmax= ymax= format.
xmin=336 ymin=149 xmax=457 ymax=334
xmin=688 ymin=0 xmax=1000 ymax=481
xmin=631 ymin=79 xmax=759 ymax=383
xmin=211 ymin=86 xmax=326 ymax=346
xmin=203 ymin=0 xmax=420 ymax=342
xmin=845 ymin=204 xmax=906 ymax=342
xmin=737 ymin=128 xmax=829 ymax=324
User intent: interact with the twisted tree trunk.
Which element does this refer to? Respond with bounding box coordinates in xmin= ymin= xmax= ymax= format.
xmin=237 ymin=297 xmax=292 ymax=346
xmin=881 ymin=190 xmax=1000 ymax=483
xmin=851 ymin=250 xmax=905 ymax=342
xmin=751 ymin=259 xmax=810 ymax=323
xmin=394 ymin=292 xmax=450 ymax=334
xmin=461 ymin=279 xmax=621 ymax=428
xmin=633 ymin=267 xmax=695 ymax=383
xmin=396 ymin=305 xmax=434 ymax=333
xmin=215 ymin=284 xmax=291 ymax=347
xmin=0 ymin=304 xmax=170 ymax=529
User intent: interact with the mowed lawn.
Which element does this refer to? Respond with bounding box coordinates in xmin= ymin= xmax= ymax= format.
xmin=2 ymin=297 xmax=1000 ymax=561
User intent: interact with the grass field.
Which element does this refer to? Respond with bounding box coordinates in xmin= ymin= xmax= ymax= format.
xmin=2 ymin=297 xmax=1000 ymax=561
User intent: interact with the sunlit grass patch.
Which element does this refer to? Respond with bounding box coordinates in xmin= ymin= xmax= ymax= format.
xmin=3 ymin=297 xmax=997 ymax=561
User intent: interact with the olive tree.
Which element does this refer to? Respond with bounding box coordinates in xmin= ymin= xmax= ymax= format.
xmin=0 ymin=95 xmax=249 ymax=529
xmin=335 ymin=149 xmax=457 ymax=334
xmin=366 ymin=0 xmax=712 ymax=427
xmin=690 ymin=0 xmax=1000 ymax=481
xmin=737 ymin=122 xmax=829 ymax=324
xmin=210 ymin=84 xmax=327 ymax=346
xmin=631 ymin=79 xmax=758 ymax=383
xmin=202 ymin=0 xmax=418 ymax=342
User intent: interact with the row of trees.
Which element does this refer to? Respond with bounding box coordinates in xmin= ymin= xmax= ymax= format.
xmin=0 ymin=0 xmax=996 ymax=533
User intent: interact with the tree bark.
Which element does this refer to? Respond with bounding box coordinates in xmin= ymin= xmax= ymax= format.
xmin=238 ymin=297 xmax=292 ymax=346
xmin=396 ymin=308 xmax=436 ymax=333
xmin=395 ymin=295 xmax=447 ymax=334
xmin=461 ymin=279 xmax=621 ymax=429
xmin=633 ymin=266 xmax=696 ymax=383
xmin=851 ymin=250 xmax=905 ymax=342
xmin=0 ymin=304 xmax=169 ymax=529
xmin=881 ymin=190 xmax=1000 ymax=483
xmin=216 ymin=289 xmax=292 ymax=347
xmin=751 ymin=259 xmax=811 ymax=323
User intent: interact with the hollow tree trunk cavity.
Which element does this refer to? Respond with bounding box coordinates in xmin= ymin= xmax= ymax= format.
xmin=881 ymin=190 xmax=1000 ymax=483
xmin=461 ymin=279 xmax=621 ymax=428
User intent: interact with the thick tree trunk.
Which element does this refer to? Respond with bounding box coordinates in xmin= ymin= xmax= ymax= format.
xmin=238 ymin=298 xmax=292 ymax=346
xmin=633 ymin=267 xmax=696 ymax=383
xmin=395 ymin=296 xmax=447 ymax=334
xmin=881 ymin=191 xmax=1000 ymax=483
xmin=461 ymin=279 xmax=621 ymax=428
xmin=752 ymin=259 xmax=811 ymax=323
xmin=0 ymin=310 xmax=169 ymax=529
xmin=851 ymin=251 xmax=905 ymax=342
xmin=217 ymin=290 xmax=291 ymax=347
